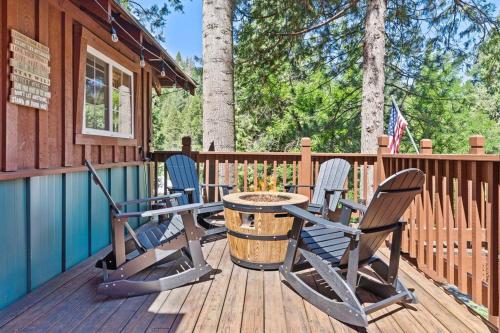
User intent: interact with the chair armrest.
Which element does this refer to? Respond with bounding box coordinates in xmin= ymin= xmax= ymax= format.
xmin=285 ymin=184 xmax=314 ymax=193
xmin=324 ymin=188 xmax=347 ymax=194
xmin=339 ymin=199 xmax=368 ymax=214
xmin=283 ymin=205 xmax=360 ymax=238
xmin=115 ymin=203 xmax=203 ymax=219
xmin=117 ymin=193 xmax=182 ymax=206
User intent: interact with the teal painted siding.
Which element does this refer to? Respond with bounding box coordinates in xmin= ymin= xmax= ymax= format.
xmin=29 ymin=175 xmax=63 ymax=289
xmin=0 ymin=164 xmax=147 ymax=309
xmin=90 ymin=169 xmax=110 ymax=254
xmin=0 ymin=179 xmax=28 ymax=308
xmin=138 ymin=165 xmax=148 ymax=224
xmin=126 ymin=166 xmax=139 ymax=228
xmin=64 ymin=172 xmax=90 ymax=268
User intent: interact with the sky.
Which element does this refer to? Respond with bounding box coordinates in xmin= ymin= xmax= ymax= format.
xmin=141 ymin=0 xmax=500 ymax=60
xmin=141 ymin=0 xmax=203 ymax=59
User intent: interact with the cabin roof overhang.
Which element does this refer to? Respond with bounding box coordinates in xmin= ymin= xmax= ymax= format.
xmin=73 ymin=0 xmax=197 ymax=95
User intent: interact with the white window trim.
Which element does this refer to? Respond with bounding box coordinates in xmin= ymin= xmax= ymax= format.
xmin=83 ymin=45 xmax=134 ymax=139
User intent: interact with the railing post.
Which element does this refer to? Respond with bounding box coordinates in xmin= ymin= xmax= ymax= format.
xmin=182 ymin=136 xmax=192 ymax=156
xmin=377 ymin=135 xmax=389 ymax=185
xmin=298 ymin=137 xmax=312 ymax=198
xmin=420 ymin=139 xmax=432 ymax=154
xmin=469 ymin=135 xmax=485 ymax=155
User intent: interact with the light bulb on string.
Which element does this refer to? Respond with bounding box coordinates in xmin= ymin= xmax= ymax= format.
xmin=111 ymin=25 xmax=119 ymax=43
xmin=160 ymin=64 xmax=166 ymax=77
xmin=139 ymin=49 xmax=145 ymax=68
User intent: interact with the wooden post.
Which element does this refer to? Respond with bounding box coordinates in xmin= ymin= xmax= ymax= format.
xmin=377 ymin=135 xmax=389 ymax=185
xmin=298 ymin=138 xmax=312 ymax=198
xmin=469 ymin=135 xmax=485 ymax=155
xmin=420 ymin=139 xmax=432 ymax=154
xmin=182 ymin=136 xmax=192 ymax=156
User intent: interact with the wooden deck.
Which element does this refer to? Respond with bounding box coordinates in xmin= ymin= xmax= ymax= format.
xmin=0 ymin=238 xmax=493 ymax=333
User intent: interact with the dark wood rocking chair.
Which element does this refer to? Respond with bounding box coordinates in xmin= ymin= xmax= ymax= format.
xmin=85 ymin=160 xmax=220 ymax=297
xmin=280 ymin=168 xmax=424 ymax=327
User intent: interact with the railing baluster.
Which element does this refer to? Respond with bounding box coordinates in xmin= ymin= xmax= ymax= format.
xmin=435 ymin=160 xmax=444 ymax=279
xmin=363 ymin=160 xmax=368 ymax=204
xmin=253 ymin=160 xmax=258 ymax=191
xmin=470 ymin=160 xmax=482 ymax=304
xmin=444 ymin=160 xmax=454 ymax=285
xmin=263 ymin=160 xmax=268 ymax=190
xmin=224 ymin=159 xmax=229 ymax=187
xmin=234 ymin=159 xmax=239 ymax=189
xmin=214 ymin=159 xmax=219 ymax=202
xmin=292 ymin=161 xmax=297 ymax=186
xmin=205 ymin=158 xmax=210 ymax=202
xmin=457 ymin=160 xmax=467 ymax=293
xmin=243 ymin=159 xmax=248 ymax=192
xmin=273 ymin=160 xmax=277 ymax=190
xmin=283 ymin=161 xmax=287 ymax=190
xmin=353 ymin=160 xmax=359 ymax=203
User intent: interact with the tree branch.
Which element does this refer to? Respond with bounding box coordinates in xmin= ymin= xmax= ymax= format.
xmin=277 ymin=2 xmax=356 ymax=36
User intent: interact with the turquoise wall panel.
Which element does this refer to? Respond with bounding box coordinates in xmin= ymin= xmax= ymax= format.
xmin=0 ymin=165 xmax=142 ymax=309
xmin=138 ymin=165 xmax=148 ymax=224
xmin=29 ymin=175 xmax=63 ymax=289
xmin=126 ymin=166 xmax=139 ymax=228
xmin=90 ymin=169 xmax=110 ymax=254
xmin=64 ymin=172 xmax=89 ymax=268
xmin=0 ymin=179 xmax=28 ymax=308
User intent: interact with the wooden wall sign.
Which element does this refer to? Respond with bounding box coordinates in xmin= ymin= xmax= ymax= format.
xmin=9 ymin=29 xmax=51 ymax=110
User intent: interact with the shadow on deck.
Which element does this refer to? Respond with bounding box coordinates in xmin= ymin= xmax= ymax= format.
xmin=0 ymin=238 xmax=494 ymax=333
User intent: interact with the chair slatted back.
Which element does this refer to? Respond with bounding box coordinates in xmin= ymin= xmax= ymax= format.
xmin=311 ymin=158 xmax=351 ymax=210
xmin=339 ymin=168 xmax=424 ymax=266
xmin=166 ymin=155 xmax=202 ymax=205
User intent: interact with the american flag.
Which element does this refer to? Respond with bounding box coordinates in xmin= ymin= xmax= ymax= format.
xmin=388 ymin=100 xmax=408 ymax=154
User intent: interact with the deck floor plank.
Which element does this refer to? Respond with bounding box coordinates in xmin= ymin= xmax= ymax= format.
xmin=0 ymin=238 xmax=492 ymax=333
xmin=241 ymin=269 xmax=264 ymax=333
xmin=168 ymin=240 xmax=228 ymax=333
xmin=379 ymin=248 xmax=487 ymax=332
xmin=216 ymin=257 xmax=248 ymax=333
xmin=145 ymin=241 xmax=216 ymax=332
xmin=263 ymin=270 xmax=287 ymax=333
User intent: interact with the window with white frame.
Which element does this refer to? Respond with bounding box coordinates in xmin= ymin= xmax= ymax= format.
xmin=84 ymin=46 xmax=134 ymax=138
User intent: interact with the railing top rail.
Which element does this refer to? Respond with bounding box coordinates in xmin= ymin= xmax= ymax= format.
xmin=381 ymin=153 xmax=500 ymax=162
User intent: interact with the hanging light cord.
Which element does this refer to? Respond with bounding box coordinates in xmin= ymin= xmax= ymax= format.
xmin=92 ymin=0 xmax=189 ymax=83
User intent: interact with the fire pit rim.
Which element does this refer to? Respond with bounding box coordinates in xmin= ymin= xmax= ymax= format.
xmin=222 ymin=191 xmax=309 ymax=213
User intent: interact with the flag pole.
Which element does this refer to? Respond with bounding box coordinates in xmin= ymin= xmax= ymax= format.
xmin=391 ymin=95 xmax=419 ymax=154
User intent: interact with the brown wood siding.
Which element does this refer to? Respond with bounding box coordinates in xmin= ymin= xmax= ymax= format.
xmin=0 ymin=0 xmax=152 ymax=178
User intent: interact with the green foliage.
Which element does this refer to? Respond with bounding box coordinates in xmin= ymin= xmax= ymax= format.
xmin=152 ymin=54 xmax=203 ymax=151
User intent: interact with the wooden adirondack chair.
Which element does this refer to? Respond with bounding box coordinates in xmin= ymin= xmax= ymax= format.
xmin=280 ymin=168 xmax=424 ymax=327
xmin=286 ymin=158 xmax=350 ymax=220
xmin=166 ymin=154 xmax=234 ymax=226
xmin=85 ymin=160 xmax=220 ymax=297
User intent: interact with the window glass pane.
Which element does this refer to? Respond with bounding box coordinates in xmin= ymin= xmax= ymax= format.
xmin=84 ymin=52 xmax=109 ymax=131
xmin=123 ymin=73 xmax=131 ymax=91
xmin=113 ymin=68 xmax=121 ymax=89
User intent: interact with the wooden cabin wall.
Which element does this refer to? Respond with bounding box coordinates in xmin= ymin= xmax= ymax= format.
xmin=1 ymin=0 xmax=153 ymax=177
xmin=0 ymin=0 xmax=155 ymax=309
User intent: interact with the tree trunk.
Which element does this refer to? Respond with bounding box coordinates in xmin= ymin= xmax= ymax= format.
xmin=360 ymin=0 xmax=386 ymax=153
xmin=202 ymin=0 xmax=235 ymax=152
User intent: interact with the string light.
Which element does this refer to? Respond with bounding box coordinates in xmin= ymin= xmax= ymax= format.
xmin=139 ymin=49 xmax=145 ymax=68
xmin=91 ymin=0 xmax=192 ymax=85
xmin=110 ymin=25 xmax=119 ymax=43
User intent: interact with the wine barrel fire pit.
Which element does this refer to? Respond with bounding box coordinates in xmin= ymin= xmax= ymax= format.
xmin=223 ymin=191 xmax=308 ymax=270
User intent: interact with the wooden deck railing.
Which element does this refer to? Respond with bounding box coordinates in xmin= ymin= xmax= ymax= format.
xmin=150 ymin=135 xmax=499 ymax=328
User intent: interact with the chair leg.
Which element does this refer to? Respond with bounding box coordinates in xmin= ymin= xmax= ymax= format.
xmin=280 ymin=251 xmax=368 ymax=327
xmin=97 ymin=263 xmax=213 ymax=297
